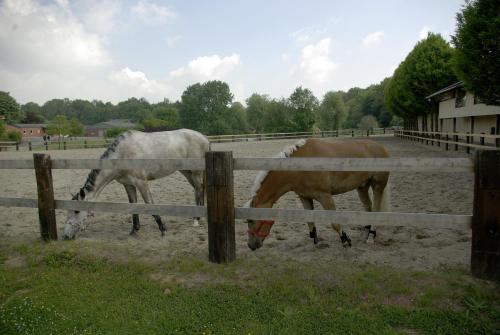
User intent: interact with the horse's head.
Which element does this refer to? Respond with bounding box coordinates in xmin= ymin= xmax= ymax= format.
xmin=63 ymin=210 xmax=90 ymax=240
xmin=247 ymin=219 xmax=275 ymax=250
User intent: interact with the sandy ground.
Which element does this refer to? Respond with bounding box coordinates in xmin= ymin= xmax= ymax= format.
xmin=0 ymin=136 xmax=473 ymax=270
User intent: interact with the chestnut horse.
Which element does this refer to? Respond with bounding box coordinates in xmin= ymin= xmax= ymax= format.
xmin=246 ymin=138 xmax=390 ymax=250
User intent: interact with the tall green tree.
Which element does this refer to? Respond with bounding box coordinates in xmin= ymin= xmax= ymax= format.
xmin=246 ymin=94 xmax=269 ymax=132
xmin=46 ymin=115 xmax=70 ymax=137
xmin=317 ymin=91 xmax=347 ymax=131
xmin=452 ymin=0 xmax=500 ymax=105
xmin=179 ymin=81 xmax=233 ymax=135
xmin=263 ymin=99 xmax=293 ymax=133
xmin=69 ymin=118 xmax=84 ymax=136
xmin=0 ymin=92 xmax=22 ymax=123
xmin=288 ymin=87 xmax=318 ymax=132
xmin=21 ymin=102 xmax=45 ymax=123
xmin=385 ymin=33 xmax=457 ymax=124
xmin=153 ymin=106 xmax=179 ymax=128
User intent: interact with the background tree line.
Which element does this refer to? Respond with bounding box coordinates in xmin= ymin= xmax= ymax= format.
xmin=0 ymin=78 xmax=401 ymax=138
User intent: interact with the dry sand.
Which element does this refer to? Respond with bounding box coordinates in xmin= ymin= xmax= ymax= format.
xmin=0 ymin=137 xmax=473 ymax=270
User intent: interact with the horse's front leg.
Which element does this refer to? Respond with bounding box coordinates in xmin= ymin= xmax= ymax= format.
xmin=136 ymin=182 xmax=167 ymax=236
xmin=316 ymin=194 xmax=351 ymax=247
xmin=299 ymin=197 xmax=318 ymax=244
xmin=124 ymin=184 xmax=140 ymax=235
xmin=180 ymin=170 xmax=204 ymax=227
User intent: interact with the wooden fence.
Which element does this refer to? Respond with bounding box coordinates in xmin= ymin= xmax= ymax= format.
xmin=395 ymin=129 xmax=500 ymax=153
xmin=3 ymin=128 xmax=394 ymax=151
xmin=0 ymin=150 xmax=498 ymax=280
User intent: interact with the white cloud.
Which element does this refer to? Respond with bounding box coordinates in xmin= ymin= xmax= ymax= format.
xmin=165 ymin=35 xmax=181 ymax=48
xmin=290 ymin=26 xmax=327 ymax=44
xmin=79 ymin=0 xmax=123 ymax=34
xmin=362 ymin=31 xmax=384 ymax=47
xmin=170 ymin=54 xmax=241 ymax=79
xmin=0 ymin=0 xmax=110 ymax=74
xmin=110 ymin=67 xmax=172 ymax=99
xmin=419 ymin=26 xmax=430 ymax=39
xmin=131 ymin=0 xmax=176 ymax=25
xmin=298 ymin=38 xmax=337 ymax=87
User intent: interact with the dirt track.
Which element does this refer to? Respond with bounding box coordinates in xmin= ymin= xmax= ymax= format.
xmin=0 ymin=136 xmax=473 ymax=269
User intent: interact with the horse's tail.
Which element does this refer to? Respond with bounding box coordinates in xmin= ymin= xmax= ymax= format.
xmin=380 ymin=182 xmax=391 ymax=212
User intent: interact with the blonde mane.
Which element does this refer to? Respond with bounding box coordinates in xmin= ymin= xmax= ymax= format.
xmin=249 ymin=139 xmax=306 ymax=199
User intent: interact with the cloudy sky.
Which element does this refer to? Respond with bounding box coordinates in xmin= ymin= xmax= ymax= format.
xmin=0 ymin=0 xmax=464 ymax=104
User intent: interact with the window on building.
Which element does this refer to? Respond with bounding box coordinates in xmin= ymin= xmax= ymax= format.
xmin=30 ymin=130 xmax=33 ymax=134
xmin=455 ymin=89 xmax=466 ymax=108
xmin=23 ymin=130 xmax=26 ymax=134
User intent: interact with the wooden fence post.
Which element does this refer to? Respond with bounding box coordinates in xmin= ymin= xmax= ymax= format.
xmin=445 ymin=134 xmax=449 ymax=151
xmin=466 ymin=132 xmax=470 ymax=154
xmin=480 ymin=133 xmax=485 ymax=146
xmin=454 ymin=135 xmax=459 ymax=151
xmin=29 ymin=141 xmax=32 ymax=151
xmin=84 ymin=140 xmax=87 ymax=148
xmin=33 ymin=154 xmax=57 ymax=241
xmin=471 ymin=150 xmax=500 ymax=281
xmin=16 ymin=142 xmax=19 ymax=151
xmin=351 ymin=130 xmax=354 ymax=137
xmin=205 ymin=151 xmax=235 ymax=263
xmin=63 ymin=141 xmax=67 ymax=150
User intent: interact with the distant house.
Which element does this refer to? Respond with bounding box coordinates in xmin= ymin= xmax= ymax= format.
xmin=85 ymin=119 xmax=137 ymax=138
xmin=6 ymin=123 xmax=47 ymax=138
xmin=423 ymin=82 xmax=500 ymax=145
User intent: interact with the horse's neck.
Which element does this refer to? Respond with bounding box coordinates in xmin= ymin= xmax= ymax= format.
xmin=79 ymin=169 xmax=114 ymax=201
xmin=253 ymin=172 xmax=289 ymax=208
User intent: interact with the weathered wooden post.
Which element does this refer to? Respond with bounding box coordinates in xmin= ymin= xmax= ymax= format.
xmin=471 ymin=150 xmax=500 ymax=281
xmin=205 ymin=151 xmax=235 ymax=263
xmin=454 ymin=134 xmax=459 ymax=151
xmin=466 ymin=132 xmax=470 ymax=154
xmin=16 ymin=142 xmax=19 ymax=151
xmin=84 ymin=140 xmax=87 ymax=149
xmin=480 ymin=133 xmax=485 ymax=147
xmin=445 ymin=134 xmax=449 ymax=151
xmin=29 ymin=141 xmax=32 ymax=151
xmin=351 ymin=130 xmax=354 ymax=137
xmin=45 ymin=143 xmax=49 ymax=151
xmin=63 ymin=141 xmax=67 ymax=150
xmin=437 ymin=133 xmax=441 ymax=147
xmin=33 ymin=154 xmax=57 ymax=241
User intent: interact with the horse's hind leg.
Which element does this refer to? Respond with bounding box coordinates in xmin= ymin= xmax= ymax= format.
xmin=180 ymin=170 xmax=204 ymax=227
xmin=315 ymin=194 xmax=351 ymax=247
xmin=299 ymin=197 xmax=318 ymax=244
xmin=357 ymin=185 xmax=376 ymax=243
xmin=136 ymin=182 xmax=167 ymax=236
xmin=124 ymin=184 xmax=140 ymax=235
xmin=367 ymin=180 xmax=390 ymax=244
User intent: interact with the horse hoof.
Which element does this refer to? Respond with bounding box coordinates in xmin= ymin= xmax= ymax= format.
xmin=193 ymin=219 xmax=200 ymax=227
xmin=341 ymin=232 xmax=352 ymax=247
xmin=366 ymin=236 xmax=375 ymax=244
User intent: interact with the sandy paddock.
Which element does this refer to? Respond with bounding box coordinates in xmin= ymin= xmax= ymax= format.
xmin=0 ymin=136 xmax=473 ymax=269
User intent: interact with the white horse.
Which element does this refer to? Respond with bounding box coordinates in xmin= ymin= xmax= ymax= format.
xmin=63 ymin=129 xmax=209 ymax=239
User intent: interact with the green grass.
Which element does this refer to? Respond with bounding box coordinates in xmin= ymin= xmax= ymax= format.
xmin=1 ymin=242 xmax=499 ymax=334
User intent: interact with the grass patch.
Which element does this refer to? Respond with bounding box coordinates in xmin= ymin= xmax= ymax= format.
xmin=1 ymin=242 xmax=499 ymax=334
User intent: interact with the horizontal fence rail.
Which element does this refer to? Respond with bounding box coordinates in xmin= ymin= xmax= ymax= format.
xmin=0 ymin=197 xmax=470 ymax=231
xmin=236 ymin=207 xmax=472 ymax=230
xmin=0 ymin=157 xmax=474 ymax=173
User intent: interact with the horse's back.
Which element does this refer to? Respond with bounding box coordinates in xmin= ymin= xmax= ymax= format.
xmin=115 ymin=129 xmax=209 ymax=159
xmin=294 ymin=138 xmax=389 ymax=158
